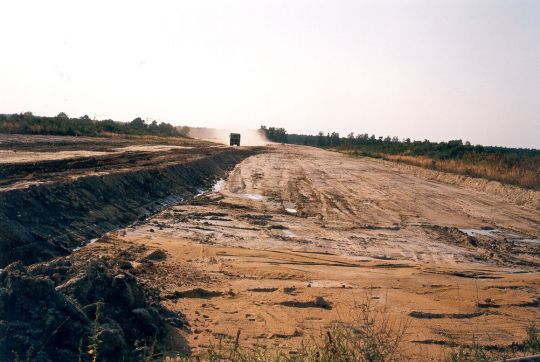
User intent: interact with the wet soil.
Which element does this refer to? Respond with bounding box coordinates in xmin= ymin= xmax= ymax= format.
xmin=116 ymin=145 xmax=539 ymax=360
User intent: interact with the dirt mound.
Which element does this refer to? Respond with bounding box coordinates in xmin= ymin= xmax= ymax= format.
xmin=0 ymin=245 xmax=184 ymax=362
xmin=0 ymin=149 xmax=259 ymax=268
xmin=0 ymin=262 xmax=90 ymax=361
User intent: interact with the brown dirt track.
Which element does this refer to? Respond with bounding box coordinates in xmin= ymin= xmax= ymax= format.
xmin=112 ymin=145 xmax=540 ymax=359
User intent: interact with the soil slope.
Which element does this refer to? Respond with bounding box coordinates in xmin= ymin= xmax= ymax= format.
xmin=0 ymin=135 xmax=261 ymax=267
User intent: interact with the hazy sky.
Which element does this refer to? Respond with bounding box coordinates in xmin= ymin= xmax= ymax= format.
xmin=1 ymin=1 xmax=539 ymax=148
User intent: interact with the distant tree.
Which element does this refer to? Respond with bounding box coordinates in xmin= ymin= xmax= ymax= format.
xmin=259 ymin=126 xmax=287 ymax=142
xmin=148 ymin=120 xmax=159 ymax=133
xmin=449 ymin=140 xmax=463 ymax=146
xmin=130 ymin=117 xmax=146 ymax=130
xmin=330 ymin=132 xmax=341 ymax=146
xmin=157 ymin=122 xmax=176 ymax=135
xmin=317 ymin=131 xmax=326 ymax=147
xmin=0 ymin=112 xmax=182 ymax=138
xmin=356 ymin=133 xmax=368 ymax=142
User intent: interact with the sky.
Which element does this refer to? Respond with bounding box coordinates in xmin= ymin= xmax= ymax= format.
xmin=1 ymin=0 xmax=539 ymax=148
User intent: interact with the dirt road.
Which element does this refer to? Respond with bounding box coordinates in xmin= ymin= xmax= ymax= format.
xmin=118 ymin=145 xmax=539 ymax=359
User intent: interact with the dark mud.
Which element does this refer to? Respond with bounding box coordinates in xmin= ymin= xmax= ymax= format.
xmin=409 ymin=311 xmax=485 ymax=319
xmin=279 ymin=296 xmax=332 ymax=310
xmin=164 ymin=288 xmax=223 ymax=300
xmin=0 ymin=240 xmax=186 ymax=362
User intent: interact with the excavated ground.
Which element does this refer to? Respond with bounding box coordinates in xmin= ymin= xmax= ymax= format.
xmin=0 ymin=134 xmax=265 ymax=361
xmin=1 ymin=140 xmax=539 ymax=360
xmin=0 ymin=134 xmax=262 ymax=267
xmin=115 ymin=145 xmax=539 ymax=360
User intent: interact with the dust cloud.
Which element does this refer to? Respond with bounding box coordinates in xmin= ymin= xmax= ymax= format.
xmin=186 ymin=127 xmax=270 ymax=146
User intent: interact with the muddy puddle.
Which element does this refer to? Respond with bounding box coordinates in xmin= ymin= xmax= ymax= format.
xmin=212 ymin=179 xmax=226 ymax=192
xmin=244 ymin=193 xmax=265 ymax=201
xmin=459 ymin=228 xmax=500 ymax=237
xmin=460 ymin=227 xmax=540 ymax=245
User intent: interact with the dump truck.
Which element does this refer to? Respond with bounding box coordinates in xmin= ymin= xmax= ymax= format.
xmin=229 ymin=133 xmax=241 ymax=146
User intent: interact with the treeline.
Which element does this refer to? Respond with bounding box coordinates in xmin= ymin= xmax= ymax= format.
xmin=0 ymin=112 xmax=183 ymax=137
xmin=260 ymin=126 xmax=540 ymax=190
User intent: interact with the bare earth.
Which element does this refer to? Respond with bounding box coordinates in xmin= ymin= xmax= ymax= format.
xmin=0 ymin=145 xmax=194 ymax=164
xmin=0 ymin=134 xmax=227 ymax=191
xmin=108 ymin=145 xmax=539 ymax=359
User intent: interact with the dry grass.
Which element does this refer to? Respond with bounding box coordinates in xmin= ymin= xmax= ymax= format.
xmin=14 ymin=300 xmax=538 ymax=361
xmin=162 ymin=298 xmax=410 ymax=362
xmin=382 ymin=154 xmax=539 ymax=190
xmin=157 ymin=311 xmax=540 ymax=362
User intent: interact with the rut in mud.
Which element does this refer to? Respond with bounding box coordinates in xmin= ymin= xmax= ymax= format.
xmin=0 ymin=148 xmax=260 ymax=267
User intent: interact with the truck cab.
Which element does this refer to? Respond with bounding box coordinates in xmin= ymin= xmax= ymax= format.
xmin=229 ymin=133 xmax=241 ymax=146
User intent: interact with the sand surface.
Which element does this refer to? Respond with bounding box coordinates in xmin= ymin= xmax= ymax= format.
xmin=113 ymin=145 xmax=539 ymax=359
xmin=0 ymin=145 xmax=193 ymax=163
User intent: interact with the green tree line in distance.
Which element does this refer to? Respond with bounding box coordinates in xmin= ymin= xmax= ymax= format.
xmin=259 ymin=126 xmax=540 ymax=190
xmin=0 ymin=112 xmax=183 ymax=137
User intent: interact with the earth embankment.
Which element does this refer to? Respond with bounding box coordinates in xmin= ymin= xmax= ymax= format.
xmin=0 ymin=145 xmax=261 ymax=267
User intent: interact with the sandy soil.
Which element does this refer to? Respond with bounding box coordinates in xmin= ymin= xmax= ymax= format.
xmin=0 ymin=145 xmax=194 ymax=164
xmin=0 ymin=133 xmax=243 ymax=191
xmin=110 ymin=145 xmax=539 ymax=359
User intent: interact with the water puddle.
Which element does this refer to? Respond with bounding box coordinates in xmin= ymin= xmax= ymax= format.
xmin=194 ymin=179 xmax=225 ymax=197
xmin=212 ymin=179 xmax=226 ymax=192
xmin=459 ymin=228 xmax=540 ymax=244
xmin=309 ymin=280 xmax=353 ymax=288
xmin=521 ymin=238 xmax=540 ymax=244
xmin=459 ymin=228 xmax=499 ymax=237
xmin=195 ymin=189 xmax=205 ymax=197
xmin=73 ymin=238 xmax=98 ymax=252
xmin=243 ymin=193 xmax=265 ymax=201
xmin=282 ymin=230 xmax=297 ymax=238
xmin=283 ymin=201 xmax=298 ymax=214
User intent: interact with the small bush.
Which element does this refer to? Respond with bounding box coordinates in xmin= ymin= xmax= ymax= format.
xmin=525 ymin=321 xmax=540 ymax=354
